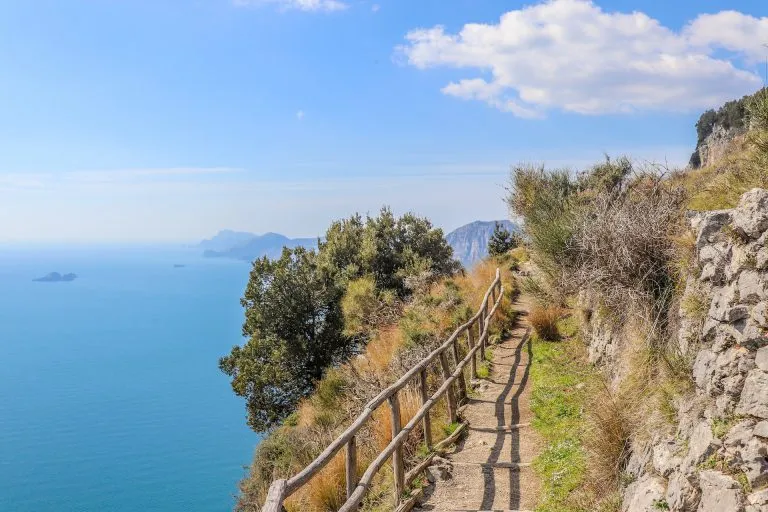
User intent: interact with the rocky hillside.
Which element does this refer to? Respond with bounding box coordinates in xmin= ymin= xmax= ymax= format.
xmin=689 ymin=91 xmax=760 ymax=168
xmin=577 ymin=190 xmax=768 ymax=512
xmin=446 ymin=220 xmax=518 ymax=267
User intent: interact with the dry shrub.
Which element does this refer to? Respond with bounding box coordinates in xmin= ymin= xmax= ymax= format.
xmin=529 ymin=305 xmax=561 ymax=340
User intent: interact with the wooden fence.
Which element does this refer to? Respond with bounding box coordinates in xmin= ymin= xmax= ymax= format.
xmin=262 ymin=268 xmax=504 ymax=512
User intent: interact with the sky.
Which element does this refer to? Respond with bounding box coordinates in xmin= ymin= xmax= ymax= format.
xmin=1 ymin=0 xmax=767 ymax=243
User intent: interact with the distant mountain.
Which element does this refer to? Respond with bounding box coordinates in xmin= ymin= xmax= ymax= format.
xmin=200 ymin=230 xmax=317 ymax=261
xmin=446 ymin=220 xmax=519 ymax=268
xmin=198 ymin=230 xmax=260 ymax=252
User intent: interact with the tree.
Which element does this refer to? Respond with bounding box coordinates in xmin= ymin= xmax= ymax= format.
xmin=219 ymin=247 xmax=350 ymax=432
xmin=488 ymin=222 xmax=519 ymax=257
xmin=221 ymin=208 xmax=460 ymax=432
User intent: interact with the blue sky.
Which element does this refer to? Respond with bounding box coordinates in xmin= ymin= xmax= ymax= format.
xmin=1 ymin=0 xmax=766 ymax=242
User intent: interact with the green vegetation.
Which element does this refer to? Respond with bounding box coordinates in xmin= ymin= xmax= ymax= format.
xmin=530 ymin=317 xmax=623 ymax=512
xmin=487 ymin=221 xmax=521 ymax=257
xmin=220 ymin=208 xmax=459 ymax=432
xmin=530 ymin=327 xmax=588 ymax=511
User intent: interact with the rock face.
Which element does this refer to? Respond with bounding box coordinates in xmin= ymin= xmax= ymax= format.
xmin=582 ymin=189 xmax=768 ymax=511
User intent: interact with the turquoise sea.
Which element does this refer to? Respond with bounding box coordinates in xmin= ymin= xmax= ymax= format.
xmin=0 ymin=246 xmax=259 ymax=511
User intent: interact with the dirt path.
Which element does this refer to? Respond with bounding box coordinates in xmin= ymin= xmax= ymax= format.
xmin=415 ymin=297 xmax=540 ymax=512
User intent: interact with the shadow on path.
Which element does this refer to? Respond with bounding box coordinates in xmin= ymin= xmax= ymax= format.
xmin=479 ymin=317 xmax=532 ymax=511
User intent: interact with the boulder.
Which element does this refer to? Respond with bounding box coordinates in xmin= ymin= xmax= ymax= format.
xmin=756 ymin=347 xmax=768 ymax=372
xmin=723 ymin=421 xmax=768 ymax=488
xmin=737 ymin=370 xmax=768 ymax=419
xmin=683 ymin=421 xmax=721 ymax=471
xmin=738 ymin=271 xmax=767 ymax=304
xmin=696 ymin=211 xmax=733 ymax=251
xmin=653 ymin=438 xmax=683 ymax=477
xmin=622 ymin=474 xmax=666 ymax=512
xmin=746 ymin=489 xmax=768 ymax=512
xmin=697 ymin=470 xmax=744 ymax=512
xmin=732 ymin=189 xmax=768 ymax=240
xmin=666 ymin=471 xmax=701 ymax=512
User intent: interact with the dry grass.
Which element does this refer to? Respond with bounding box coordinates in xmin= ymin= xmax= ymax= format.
xmin=529 ymin=305 xmax=562 ymax=341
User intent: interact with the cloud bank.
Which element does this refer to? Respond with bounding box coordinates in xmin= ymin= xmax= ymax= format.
xmin=399 ymin=0 xmax=768 ymax=118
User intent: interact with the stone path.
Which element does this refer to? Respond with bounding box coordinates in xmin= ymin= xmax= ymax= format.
xmin=415 ymin=298 xmax=539 ymax=512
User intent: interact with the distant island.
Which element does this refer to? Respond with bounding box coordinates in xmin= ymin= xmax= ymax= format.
xmin=33 ymin=272 xmax=78 ymax=282
xmin=173 ymin=264 xmax=186 ymax=268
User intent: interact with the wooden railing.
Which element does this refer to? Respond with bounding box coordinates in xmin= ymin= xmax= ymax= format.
xmin=262 ymin=269 xmax=504 ymax=512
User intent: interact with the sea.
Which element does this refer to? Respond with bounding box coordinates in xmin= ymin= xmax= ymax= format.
xmin=0 ymin=245 xmax=260 ymax=512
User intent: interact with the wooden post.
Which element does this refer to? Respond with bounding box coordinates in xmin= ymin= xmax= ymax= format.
xmin=345 ymin=436 xmax=357 ymax=500
xmin=452 ymin=338 xmax=467 ymax=403
xmin=419 ymin=369 xmax=432 ymax=451
xmin=389 ymin=393 xmax=405 ymax=505
xmin=261 ymin=480 xmax=287 ymax=512
xmin=468 ymin=323 xmax=477 ymax=378
xmin=439 ymin=351 xmax=457 ymax=423
xmin=479 ymin=308 xmax=486 ymax=362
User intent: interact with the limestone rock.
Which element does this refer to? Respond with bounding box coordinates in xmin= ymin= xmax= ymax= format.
xmin=737 ymin=370 xmax=768 ymax=419
xmin=684 ymin=422 xmax=721 ymax=471
xmin=754 ymin=421 xmax=768 ymax=438
xmin=739 ymin=271 xmax=767 ymax=304
xmin=697 ymin=470 xmax=744 ymax=512
xmin=697 ymin=211 xmax=733 ymax=251
xmin=746 ymin=489 xmax=768 ymax=512
xmin=732 ymin=189 xmax=768 ymax=240
xmin=757 ymin=248 xmax=768 ymax=271
xmin=622 ymin=474 xmax=666 ymax=512
xmin=653 ymin=438 xmax=683 ymax=477
xmin=666 ymin=471 xmax=701 ymax=512
xmin=756 ymin=347 xmax=768 ymax=372
xmin=425 ymin=456 xmax=452 ymax=482
xmin=723 ymin=421 xmax=768 ymax=488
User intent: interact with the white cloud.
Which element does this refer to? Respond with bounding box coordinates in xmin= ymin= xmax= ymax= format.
xmin=296 ymin=109 xmax=305 ymax=120
xmin=398 ymin=0 xmax=767 ymax=118
xmin=371 ymin=4 xmax=380 ymax=13
xmin=233 ymin=0 xmax=347 ymax=12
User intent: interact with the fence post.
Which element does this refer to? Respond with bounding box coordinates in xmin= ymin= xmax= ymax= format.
xmin=439 ymin=351 xmax=457 ymax=424
xmin=479 ymin=308 xmax=486 ymax=362
xmin=345 ymin=436 xmax=357 ymax=500
xmin=388 ymin=393 xmax=405 ymax=505
xmin=468 ymin=323 xmax=477 ymax=378
xmin=452 ymin=337 xmax=467 ymax=403
xmin=419 ymin=369 xmax=432 ymax=451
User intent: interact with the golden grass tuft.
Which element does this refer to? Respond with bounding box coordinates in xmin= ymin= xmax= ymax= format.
xmin=529 ymin=305 xmax=562 ymax=341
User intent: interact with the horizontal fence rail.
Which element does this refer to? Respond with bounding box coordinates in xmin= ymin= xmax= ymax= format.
xmin=262 ymin=268 xmax=504 ymax=512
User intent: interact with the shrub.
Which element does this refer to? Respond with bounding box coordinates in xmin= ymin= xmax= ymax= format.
xmin=529 ymin=306 xmax=561 ymax=341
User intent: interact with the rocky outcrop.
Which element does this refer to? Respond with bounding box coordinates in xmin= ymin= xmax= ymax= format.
xmin=586 ymin=189 xmax=768 ymax=511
